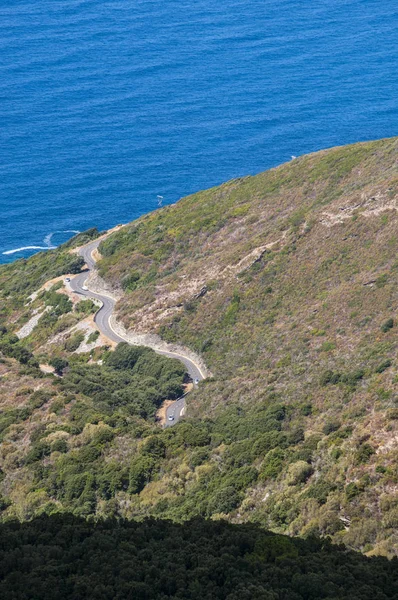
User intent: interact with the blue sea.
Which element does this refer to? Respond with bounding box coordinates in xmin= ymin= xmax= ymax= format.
xmin=1 ymin=0 xmax=397 ymax=263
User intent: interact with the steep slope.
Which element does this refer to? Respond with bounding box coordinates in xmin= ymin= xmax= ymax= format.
xmin=95 ymin=137 xmax=398 ymax=555
xmin=0 ymin=138 xmax=397 ymax=558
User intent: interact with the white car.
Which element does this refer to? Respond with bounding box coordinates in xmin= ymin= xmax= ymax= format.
xmin=168 ymin=415 xmax=174 ymax=421
xmin=82 ymin=285 xmax=88 ymax=291
xmin=65 ymin=277 xmax=71 ymax=283
xmin=194 ymin=378 xmax=199 ymax=385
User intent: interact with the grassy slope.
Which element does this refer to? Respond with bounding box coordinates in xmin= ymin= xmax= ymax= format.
xmin=96 ymin=137 xmax=398 ymax=555
xmin=0 ymin=138 xmax=397 ymax=558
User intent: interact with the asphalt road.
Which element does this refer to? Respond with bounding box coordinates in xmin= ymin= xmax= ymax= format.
xmin=70 ymin=238 xmax=205 ymax=426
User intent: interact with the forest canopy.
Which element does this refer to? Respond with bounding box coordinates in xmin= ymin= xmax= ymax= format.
xmin=0 ymin=514 xmax=397 ymax=600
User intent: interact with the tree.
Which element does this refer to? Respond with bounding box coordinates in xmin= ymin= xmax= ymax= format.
xmin=67 ymin=256 xmax=85 ymax=274
xmin=105 ymin=343 xmax=146 ymax=371
xmin=50 ymin=357 xmax=69 ymax=375
xmin=207 ymin=486 xmax=241 ymax=515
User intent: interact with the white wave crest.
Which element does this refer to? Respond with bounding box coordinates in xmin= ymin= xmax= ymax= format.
xmin=2 ymin=245 xmax=56 ymax=255
xmin=3 ymin=229 xmax=81 ymax=256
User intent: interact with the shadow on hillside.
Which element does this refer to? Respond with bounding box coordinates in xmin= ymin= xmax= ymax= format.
xmin=0 ymin=514 xmax=397 ymax=600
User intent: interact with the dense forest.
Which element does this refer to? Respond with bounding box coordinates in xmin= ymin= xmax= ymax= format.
xmin=1 ymin=514 xmax=398 ymax=600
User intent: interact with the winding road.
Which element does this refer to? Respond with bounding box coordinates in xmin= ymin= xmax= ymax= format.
xmin=70 ymin=238 xmax=205 ymax=426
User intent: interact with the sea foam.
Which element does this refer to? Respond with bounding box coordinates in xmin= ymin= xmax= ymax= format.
xmin=2 ymin=230 xmax=80 ymax=255
xmin=2 ymin=245 xmax=56 ymax=255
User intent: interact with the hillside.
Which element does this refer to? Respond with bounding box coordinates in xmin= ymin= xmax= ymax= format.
xmin=0 ymin=137 xmax=398 ymax=559
xmin=1 ymin=515 xmax=398 ymax=600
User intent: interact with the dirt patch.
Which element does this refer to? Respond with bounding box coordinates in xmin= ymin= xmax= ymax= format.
xmin=86 ymin=270 xmax=121 ymax=301
xmin=39 ymin=364 xmax=55 ymax=375
xmin=74 ymin=315 xmax=117 ymax=352
xmin=91 ymin=247 xmax=102 ymax=263
xmin=320 ymin=191 xmax=398 ymax=227
xmin=58 ymin=284 xmax=86 ymax=306
xmin=16 ymin=307 xmax=51 ymax=339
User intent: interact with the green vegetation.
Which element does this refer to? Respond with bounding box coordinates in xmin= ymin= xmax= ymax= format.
xmin=1 ymin=139 xmax=398 ymax=562
xmin=381 ymin=318 xmax=394 ymax=333
xmin=49 ymin=357 xmax=68 ymax=375
xmin=0 ymin=343 xmax=186 ymax=517
xmin=0 ymin=228 xmax=99 ymax=322
xmin=2 ymin=515 xmax=397 ymax=600
xmin=95 ymin=137 xmax=398 ymax=556
xmin=0 ymin=327 xmax=36 ymax=366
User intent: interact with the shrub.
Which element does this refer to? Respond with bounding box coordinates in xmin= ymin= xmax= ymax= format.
xmin=207 ymin=486 xmax=241 ymax=515
xmin=50 ymin=398 xmax=66 ymax=414
xmin=49 ymin=357 xmax=68 ymax=375
xmin=121 ymin=272 xmax=141 ymax=291
xmin=345 ymin=482 xmax=360 ymax=500
xmin=180 ymin=424 xmax=210 ymax=447
xmin=64 ymin=332 xmax=85 ymax=352
xmin=341 ymin=370 xmax=364 ymax=387
xmin=66 ymin=256 xmax=85 ymax=275
xmin=129 ymin=456 xmax=156 ymax=494
xmin=78 ymin=445 xmax=102 ymax=463
xmin=63 ymin=228 xmax=99 ymax=248
xmin=92 ymin=428 xmax=115 ymax=446
xmin=320 ymin=369 xmax=364 ymax=387
xmin=287 ymin=427 xmax=305 ymax=445
xmin=25 ymin=441 xmax=51 ymax=464
xmin=0 ymin=337 xmax=34 ymax=365
xmin=376 ymin=465 xmax=387 ymax=474
xmin=252 ymin=431 xmax=287 ymax=456
xmin=141 ymin=436 xmax=166 ymax=458
xmin=381 ymin=318 xmax=394 ymax=333
xmin=375 ymin=359 xmax=392 ymax=374
xmin=382 ymin=507 xmax=398 ymax=529
xmin=105 ymin=343 xmax=147 ymax=371
xmin=376 ymin=274 xmax=389 ymax=288
xmin=286 ymin=461 xmax=313 ymax=485
xmin=323 ymin=420 xmax=341 ymax=435
xmin=28 ymin=390 xmax=53 ymax=409
xmin=51 ymin=439 xmax=68 ymax=453
xmin=189 ymin=449 xmax=209 ymax=468
xmin=320 ymin=370 xmax=341 ymax=386
xmin=306 ymin=479 xmax=336 ymax=504
xmin=355 ymin=443 xmax=375 ymax=465
xmin=223 ymin=466 xmax=258 ymax=491
xmin=329 ymin=426 xmax=353 ymax=441
xmin=87 ymin=330 xmax=100 ymax=344
xmin=222 ymin=291 xmax=241 ymax=326
xmin=16 ymin=387 xmax=34 ymax=397
xmin=386 ymin=408 xmax=398 ymax=420
xmin=260 ymin=448 xmax=285 ymax=481
xmin=291 ymin=447 xmax=313 ymax=463
xmin=75 ymin=300 xmax=97 ymax=315
xmin=45 ymin=292 xmax=73 ymax=316
xmin=320 ymin=341 xmax=336 ymax=352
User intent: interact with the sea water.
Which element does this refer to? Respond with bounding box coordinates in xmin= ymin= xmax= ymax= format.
xmin=1 ymin=0 xmax=397 ymax=262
